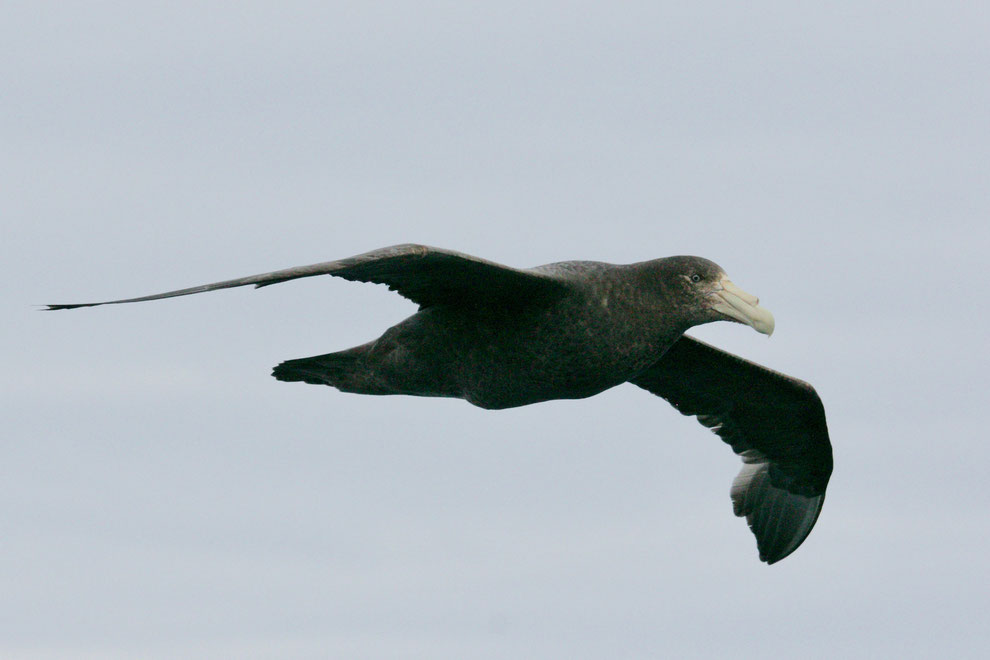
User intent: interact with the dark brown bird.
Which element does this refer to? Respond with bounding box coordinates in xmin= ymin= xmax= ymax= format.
xmin=48 ymin=244 xmax=832 ymax=563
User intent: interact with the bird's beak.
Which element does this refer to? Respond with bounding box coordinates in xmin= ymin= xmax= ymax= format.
xmin=711 ymin=278 xmax=775 ymax=336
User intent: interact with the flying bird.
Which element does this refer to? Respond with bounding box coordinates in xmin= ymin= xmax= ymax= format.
xmin=48 ymin=244 xmax=832 ymax=563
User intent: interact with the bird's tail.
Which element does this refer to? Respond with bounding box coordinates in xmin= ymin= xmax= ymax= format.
xmin=272 ymin=346 xmax=388 ymax=394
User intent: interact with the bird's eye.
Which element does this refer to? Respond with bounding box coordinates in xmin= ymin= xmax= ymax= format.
xmin=690 ymin=274 xmax=702 ymax=283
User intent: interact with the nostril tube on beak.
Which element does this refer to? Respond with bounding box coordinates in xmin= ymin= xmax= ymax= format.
xmin=720 ymin=279 xmax=760 ymax=307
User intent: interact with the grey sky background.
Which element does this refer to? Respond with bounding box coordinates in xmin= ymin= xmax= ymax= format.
xmin=3 ymin=1 xmax=988 ymax=658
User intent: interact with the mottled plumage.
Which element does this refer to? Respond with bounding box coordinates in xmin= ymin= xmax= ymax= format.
xmin=48 ymin=244 xmax=832 ymax=563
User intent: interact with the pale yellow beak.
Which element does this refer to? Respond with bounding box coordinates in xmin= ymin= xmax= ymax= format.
xmin=711 ymin=278 xmax=775 ymax=336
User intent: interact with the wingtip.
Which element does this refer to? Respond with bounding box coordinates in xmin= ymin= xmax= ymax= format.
xmin=731 ymin=461 xmax=826 ymax=564
xmin=42 ymin=303 xmax=91 ymax=311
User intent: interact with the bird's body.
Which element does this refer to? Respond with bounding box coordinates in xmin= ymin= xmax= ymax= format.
xmin=278 ymin=260 xmax=692 ymax=409
xmin=48 ymin=244 xmax=830 ymax=563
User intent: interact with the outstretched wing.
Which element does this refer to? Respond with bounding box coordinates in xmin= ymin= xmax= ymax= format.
xmin=630 ymin=335 xmax=833 ymax=564
xmin=46 ymin=244 xmax=570 ymax=311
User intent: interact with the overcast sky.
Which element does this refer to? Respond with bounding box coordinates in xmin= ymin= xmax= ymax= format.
xmin=3 ymin=2 xmax=988 ymax=658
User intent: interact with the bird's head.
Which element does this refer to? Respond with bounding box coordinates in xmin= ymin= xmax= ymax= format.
xmin=651 ymin=256 xmax=775 ymax=336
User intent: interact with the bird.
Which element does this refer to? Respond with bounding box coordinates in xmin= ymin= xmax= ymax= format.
xmin=48 ymin=243 xmax=832 ymax=563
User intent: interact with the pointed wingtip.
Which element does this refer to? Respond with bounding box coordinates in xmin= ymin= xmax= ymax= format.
xmin=731 ymin=461 xmax=826 ymax=564
xmin=43 ymin=302 xmax=103 ymax=311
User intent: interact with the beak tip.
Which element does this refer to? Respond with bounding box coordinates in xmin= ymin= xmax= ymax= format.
xmin=758 ymin=314 xmax=775 ymax=337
